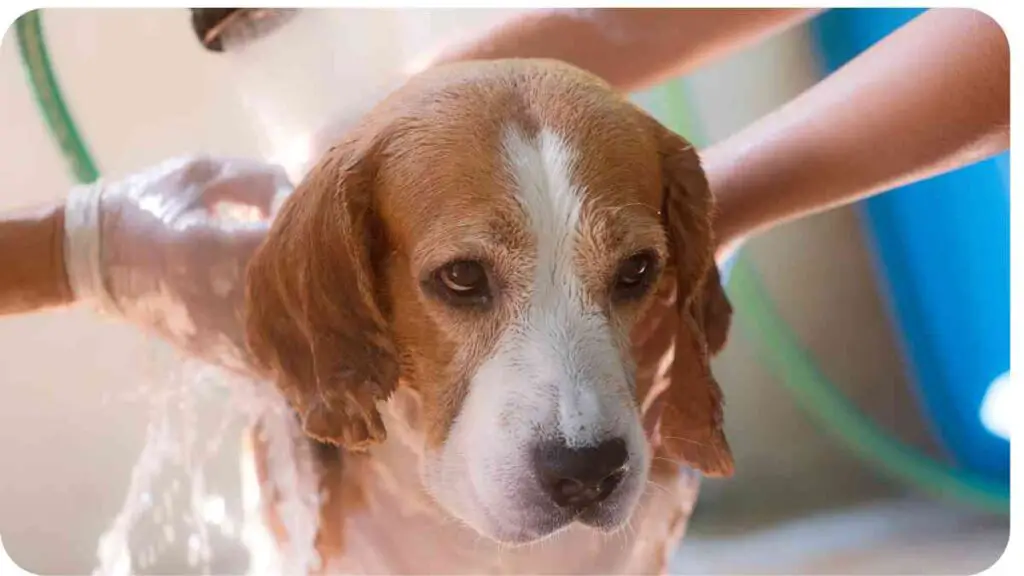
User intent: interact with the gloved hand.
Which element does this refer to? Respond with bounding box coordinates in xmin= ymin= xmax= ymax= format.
xmin=64 ymin=155 xmax=293 ymax=373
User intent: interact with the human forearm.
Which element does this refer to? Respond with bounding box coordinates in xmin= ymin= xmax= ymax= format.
xmin=0 ymin=202 xmax=73 ymax=315
xmin=310 ymin=9 xmax=818 ymax=172
xmin=706 ymin=8 xmax=1010 ymax=254
xmin=430 ymin=8 xmax=819 ymax=93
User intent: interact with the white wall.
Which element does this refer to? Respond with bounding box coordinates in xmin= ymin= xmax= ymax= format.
xmin=0 ymin=8 xmax=928 ymax=574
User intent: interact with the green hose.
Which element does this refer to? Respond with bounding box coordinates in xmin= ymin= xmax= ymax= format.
xmin=728 ymin=259 xmax=1010 ymax=514
xmin=17 ymin=9 xmax=1008 ymax=515
xmin=15 ymin=10 xmax=99 ymax=184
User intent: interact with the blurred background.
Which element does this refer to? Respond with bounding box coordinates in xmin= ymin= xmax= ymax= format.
xmin=0 ymin=8 xmax=1010 ymax=575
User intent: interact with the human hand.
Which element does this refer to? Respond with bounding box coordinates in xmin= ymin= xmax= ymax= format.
xmin=65 ymin=155 xmax=293 ymax=372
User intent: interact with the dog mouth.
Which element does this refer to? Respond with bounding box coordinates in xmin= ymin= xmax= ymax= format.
xmin=576 ymin=502 xmax=632 ymax=532
xmin=481 ymin=503 xmax=632 ymax=546
xmin=472 ymin=474 xmax=640 ymax=546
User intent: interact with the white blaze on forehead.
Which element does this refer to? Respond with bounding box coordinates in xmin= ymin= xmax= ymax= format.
xmin=502 ymin=126 xmax=582 ymax=302
xmin=494 ymin=125 xmax=631 ymax=446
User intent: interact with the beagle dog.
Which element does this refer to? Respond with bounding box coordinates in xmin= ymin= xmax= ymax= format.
xmin=243 ymin=59 xmax=733 ymax=574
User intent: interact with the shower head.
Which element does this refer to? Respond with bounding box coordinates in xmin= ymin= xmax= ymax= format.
xmin=190 ymin=8 xmax=299 ymax=52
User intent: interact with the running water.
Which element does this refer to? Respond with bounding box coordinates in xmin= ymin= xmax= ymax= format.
xmin=217 ymin=9 xmax=414 ymax=182
xmin=90 ymin=345 xmax=322 ymax=575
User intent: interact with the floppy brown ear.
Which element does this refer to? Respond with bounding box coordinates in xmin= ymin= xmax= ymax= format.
xmin=244 ymin=138 xmax=399 ymax=450
xmin=649 ymin=121 xmax=735 ymax=477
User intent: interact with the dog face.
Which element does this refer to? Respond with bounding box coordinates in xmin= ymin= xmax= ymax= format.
xmin=244 ymin=59 xmax=732 ymax=545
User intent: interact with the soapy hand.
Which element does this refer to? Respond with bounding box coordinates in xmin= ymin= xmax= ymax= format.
xmin=64 ymin=155 xmax=294 ymax=372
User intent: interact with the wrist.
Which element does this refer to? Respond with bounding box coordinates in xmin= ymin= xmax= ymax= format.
xmin=700 ymin=113 xmax=814 ymax=255
xmin=702 ymin=141 xmax=749 ymax=256
xmin=0 ymin=201 xmax=73 ymax=315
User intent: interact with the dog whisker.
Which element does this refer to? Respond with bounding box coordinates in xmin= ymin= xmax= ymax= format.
xmin=656 ymin=435 xmax=713 ymax=449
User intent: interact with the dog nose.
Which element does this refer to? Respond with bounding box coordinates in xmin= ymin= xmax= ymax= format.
xmin=534 ymin=438 xmax=629 ymax=509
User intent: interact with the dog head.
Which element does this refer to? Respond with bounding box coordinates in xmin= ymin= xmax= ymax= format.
xmin=244 ymin=59 xmax=732 ymax=545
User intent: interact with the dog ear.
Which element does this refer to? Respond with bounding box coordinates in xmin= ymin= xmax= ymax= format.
xmin=637 ymin=118 xmax=735 ymax=477
xmin=244 ymin=136 xmax=399 ymax=450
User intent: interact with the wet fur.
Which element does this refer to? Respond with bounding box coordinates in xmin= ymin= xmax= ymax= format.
xmin=243 ymin=59 xmax=733 ymax=572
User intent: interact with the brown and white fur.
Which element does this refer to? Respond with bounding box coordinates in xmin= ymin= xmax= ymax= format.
xmin=242 ymin=59 xmax=733 ymax=575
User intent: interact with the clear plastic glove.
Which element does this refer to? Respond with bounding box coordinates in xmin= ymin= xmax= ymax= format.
xmin=63 ymin=155 xmax=294 ymax=374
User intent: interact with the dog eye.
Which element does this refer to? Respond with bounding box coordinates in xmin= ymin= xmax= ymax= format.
xmin=434 ymin=260 xmax=491 ymax=305
xmin=612 ymin=251 xmax=659 ymax=301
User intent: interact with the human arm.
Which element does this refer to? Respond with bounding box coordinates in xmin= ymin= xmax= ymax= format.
xmin=0 ymin=157 xmax=292 ymax=373
xmin=429 ymin=8 xmax=820 ymax=93
xmin=0 ymin=202 xmax=72 ymax=315
xmin=309 ymin=9 xmax=819 ymax=163
xmin=705 ymin=8 xmax=1010 ymax=258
